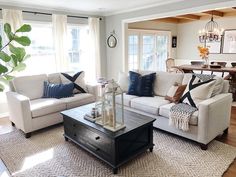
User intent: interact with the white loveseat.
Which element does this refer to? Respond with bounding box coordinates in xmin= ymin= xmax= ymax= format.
xmin=118 ymin=71 xmax=232 ymax=150
xmin=6 ymin=73 xmax=96 ymax=138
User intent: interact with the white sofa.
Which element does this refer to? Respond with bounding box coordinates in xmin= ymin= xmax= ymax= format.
xmin=118 ymin=71 xmax=232 ymax=150
xmin=6 ymin=73 xmax=96 ymax=138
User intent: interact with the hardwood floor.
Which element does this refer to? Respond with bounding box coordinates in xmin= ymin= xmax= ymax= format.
xmin=1 ymin=108 xmax=236 ymax=176
xmin=217 ymin=106 xmax=236 ymax=177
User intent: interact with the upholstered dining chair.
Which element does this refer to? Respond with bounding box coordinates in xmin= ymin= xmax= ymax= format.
xmin=166 ymin=58 xmax=184 ymax=73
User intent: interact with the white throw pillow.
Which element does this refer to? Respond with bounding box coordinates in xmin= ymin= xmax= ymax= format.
xmin=180 ymin=75 xmax=216 ymax=108
xmin=60 ymin=71 xmax=87 ymax=93
xmin=211 ymin=76 xmax=224 ymax=97
xmin=117 ymin=71 xmax=129 ymax=92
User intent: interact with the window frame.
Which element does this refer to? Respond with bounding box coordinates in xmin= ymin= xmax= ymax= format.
xmin=128 ymin=29 xmax=171 ymax=71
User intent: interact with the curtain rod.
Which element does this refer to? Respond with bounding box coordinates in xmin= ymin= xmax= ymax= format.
xmin=0 ymin=9 xmax=102 ymax=20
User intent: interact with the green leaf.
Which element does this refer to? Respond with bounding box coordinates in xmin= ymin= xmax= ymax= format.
xmin=0 ymin=51 xmax=11 ymax=62
xmin=13 ymin=63 xmax=26 ymax=72
xmin=0 ymin=83 xmax=4 ymax=92
xmin=14 ymin=36 xmax=31 ymax=46
xmin=4 ymin=23 xmax=11 ymax=35
xmin=0 ymin=64 xmax=8 ymax=74
xmin=9 ymin=44 xmax=26 ymax=62
xmin=16 ymin=24 xmax=31 ymax=33
xmin=4 ymin=75 xmax=14 ymax=81
xmin=11 ymin=54 xmax=18 ymax=67
xmin=0 ymin=36 xmax=2 ymax=49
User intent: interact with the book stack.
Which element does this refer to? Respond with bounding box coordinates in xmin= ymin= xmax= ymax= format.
xmin=84 ymin=113 xmax=101 ymax=123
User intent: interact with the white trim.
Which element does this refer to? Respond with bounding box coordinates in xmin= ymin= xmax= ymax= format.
xmin=103 ymin=0 xmax=184 ymax=16
xmin=0 ymin=112 xmax=8 ymax=118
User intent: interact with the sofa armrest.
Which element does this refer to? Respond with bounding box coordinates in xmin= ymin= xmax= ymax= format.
xmin=197 ymin=93 xmax=232 ymax=144
xmin=86 ymin=84 xmax=99 ymax=100
xmin=6 ymin=91 xmax=32 ymax=133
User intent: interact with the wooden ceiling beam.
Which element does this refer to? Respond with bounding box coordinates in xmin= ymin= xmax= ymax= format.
xmin=203 ymin=10 xmax=224 ymax=17
xmin=175 ymin=14 xmax=200 ymax=20
xmin=152 ymin=17 xmax=179 ymax=24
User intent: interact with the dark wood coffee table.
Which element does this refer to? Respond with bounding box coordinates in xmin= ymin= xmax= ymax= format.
xmin=61 ymin=103 xmax=156 ymax=174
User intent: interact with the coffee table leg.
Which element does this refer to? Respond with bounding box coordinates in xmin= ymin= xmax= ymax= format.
xmin=64 ymin=137 xmax=68 ymax=141
xmin=149 ymin=147 xmax=153 ymax=152
xmin=113 ymin=167 xmax=118 ymax=174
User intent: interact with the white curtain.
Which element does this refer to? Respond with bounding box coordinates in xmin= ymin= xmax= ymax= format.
xmin=2 ymin=9 xmax=23 ymax=32
xmin=1 ymin=9 xmax=23 ymax=115
xmin=52 ymin=14 xmax=69 ymax=72
xmin=88 ymin=17 xmax=101 ymax=82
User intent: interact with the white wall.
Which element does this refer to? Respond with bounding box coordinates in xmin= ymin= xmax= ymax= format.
xmin=128 ymin=20 xmax=178 ymax=59
xmin=105 ymin=0 xmax=236 ymax=80
xmin=177 ymin=15 xmax=236 ymax=66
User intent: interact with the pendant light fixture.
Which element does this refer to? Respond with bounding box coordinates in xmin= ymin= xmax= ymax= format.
xmin=198 ymin=11 xmax=224 ymax=43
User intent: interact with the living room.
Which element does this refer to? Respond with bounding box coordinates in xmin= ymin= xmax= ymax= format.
xmin=1 ymin=0 xmax=236 ymax=177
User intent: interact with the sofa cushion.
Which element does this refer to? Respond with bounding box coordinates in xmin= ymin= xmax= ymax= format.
xmin=159 ymin=103 xmax=198 ymax=126
xmin=116 ymin=94 xmax=139 ymax=107
xmin=130 ymin=96 xmax=170 ymax=115
xmin=154 ymin=72 xmax=184 ymax=96
xmin=48 ymin=73 xmax=61 ymax=84
xmin=13 ymin=74 xmax=48 ymax=100
xmin=30 ymin=98 xmax=66 ymax=118
xmin=60 ymin=93 xmax=95 ymax=109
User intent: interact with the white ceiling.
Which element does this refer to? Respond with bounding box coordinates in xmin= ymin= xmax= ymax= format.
xmin=0 ymin=0 xmax=184 ymax=16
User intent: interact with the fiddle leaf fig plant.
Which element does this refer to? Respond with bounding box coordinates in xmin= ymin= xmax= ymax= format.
xmin=0 ymin=23 xmax=31 ymax=92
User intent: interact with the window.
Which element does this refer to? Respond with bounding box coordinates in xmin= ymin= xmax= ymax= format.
xmin=21 ymin=22 xmax=56 ymax=75
xmin=128 ymin=35 xmax=139 ymax=70
xmin=67 ymin=25 xmax=89 ymax=73
xmin=128 ymin=29 xmax=171 ymax=72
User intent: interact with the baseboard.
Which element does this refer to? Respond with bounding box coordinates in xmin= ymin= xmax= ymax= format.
xmin=0 ymin=112 xmax=9 ymax=118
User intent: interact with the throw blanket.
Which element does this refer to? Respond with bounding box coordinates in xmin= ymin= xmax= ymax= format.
xmin=169 ymin=103 xmax=198 ymax=131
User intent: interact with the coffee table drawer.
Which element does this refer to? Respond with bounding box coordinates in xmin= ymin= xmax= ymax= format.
xmin=76 ymin=137 xmax=112 ymax=162
xmin=75 ymin=124 xmax=112 ymax=154
xmin=64 ymin=117 xmax=112 ymax=160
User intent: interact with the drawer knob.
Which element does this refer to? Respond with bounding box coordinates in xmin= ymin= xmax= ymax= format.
xmin=74 ymin=133 xmax=77 ymax=137
xmin=95 ymin=136 xmax=100 ymax=140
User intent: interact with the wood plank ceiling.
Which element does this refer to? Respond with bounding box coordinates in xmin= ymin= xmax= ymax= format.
xmin=151 ymin=7 xmax=236 ymax=24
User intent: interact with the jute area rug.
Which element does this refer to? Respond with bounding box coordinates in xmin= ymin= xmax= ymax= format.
xmin=0 ymin=125 xmax=236 ymax=177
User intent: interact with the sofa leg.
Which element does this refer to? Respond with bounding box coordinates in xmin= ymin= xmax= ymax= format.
xmin=11 ymin=122 xmax=15 ymax=127
xmin=223 ymin=128 xmax=229 ymax=135
xmin=25 ymin=132 xmax=31 ymax=138
xmin=200 ymin=143 xmax=208 ymax=150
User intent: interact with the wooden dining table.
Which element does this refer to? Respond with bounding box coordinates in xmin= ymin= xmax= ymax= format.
xmin=175 ymin=64 xmax=236 ymax=100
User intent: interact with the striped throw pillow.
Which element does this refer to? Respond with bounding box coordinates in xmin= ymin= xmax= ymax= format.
xmin=42 ymin=81 xmax=74 ymax=99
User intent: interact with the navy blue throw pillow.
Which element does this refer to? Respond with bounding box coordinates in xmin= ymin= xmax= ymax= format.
xmin=127 ymin=71 xmax=156 ymax=97
xmin=42 ymin=82 xmax=74 ymax=99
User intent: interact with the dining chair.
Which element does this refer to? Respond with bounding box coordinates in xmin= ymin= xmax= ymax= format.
xmin=166 ymin=58 xmax=183 ymax=73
